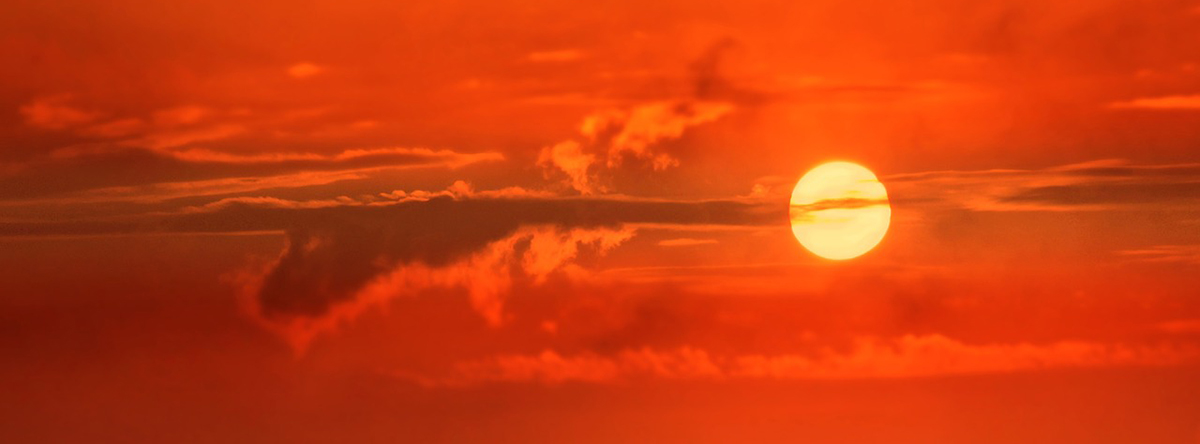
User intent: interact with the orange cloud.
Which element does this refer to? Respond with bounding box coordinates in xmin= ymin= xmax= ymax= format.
xmin=19 ymin=95 xmax=99 ymax=129
xmin=886 ymin=159 xmax=1200 ymax=213
xmin=595 ymin=101 xmax=734 ymax=170
xmin=75 ymin=170 xmax=372 ymax=205
xmin=81 ymin=118 xmax=147 ymax=138
xmin=151 ymin=105 xmax=211 ymax=126
xmin=287 ymin=62 xmax=324 ymax=78
xmin=127 ymin=123 xmax=246 ymax=150
xmin=425 ymin=347 xmax=722 ymax=386
xmin=1109 ymin=94 xmax=1200 ymax=110
xmin=1157 ymin=319 xmax=1200 ymax=334
xmin=379 ymin=181 xmax=552 ymax=202
xmin=525 ymin=49 xmax=585 ymax=62
xmin=539 ymin=100 xmax=734 ymax=193
xmin=411 ymin=335 xmax=1200 ymax=386
xmin=657 ymin=238 xmax=719 ymax=247
xmin=0 ymin=147 xmax=503 ymax=203
xmin=538 ymin=140 xmax=601 ymax=195
xmin=1118 ymin=245 xmax=1200 ymax=264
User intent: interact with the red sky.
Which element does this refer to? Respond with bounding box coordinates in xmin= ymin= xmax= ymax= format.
xmin=3 ymin=1 xmax=1200 ymax=442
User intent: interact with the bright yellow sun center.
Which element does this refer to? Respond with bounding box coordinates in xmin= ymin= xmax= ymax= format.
xmin=790 ymin=161 xmax=891 ymax=260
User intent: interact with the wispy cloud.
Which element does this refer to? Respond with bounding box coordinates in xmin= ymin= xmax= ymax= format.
xmin=657 ymin=238 xmax=719 ymax=247
xmin=19 ymin=95 xmax=99 ymax=129
xmin=887 ymin=159 xmax=1200 ymax=212
xmin=525 ymin=49 xmax=585 ymax=63
xmin=1157 ymin=319 xmax=1200 ymax=334
xmin=0 ymin=147 xmax=504 ymax=203
xmin=287 ymin=62 xmax=324 ymax=78
xmin=1109 ymin=94 xmax=1200 ymax=110
xmin=1118 ymin=245 xmax=1200 ymax=264
xmin=404 ymin=335 xmax=1199 ymax=386
xmin=152 ymin=105 xmax=212 ymax=126
xmin=81 ymin=118 xmax=146 ymax=138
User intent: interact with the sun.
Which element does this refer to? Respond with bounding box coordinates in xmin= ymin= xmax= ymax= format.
xmin=790 ymin=161 xmax=891 ymax=260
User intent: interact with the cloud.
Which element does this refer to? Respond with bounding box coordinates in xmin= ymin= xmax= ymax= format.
xmin=689 ymin=37 xmax=738 ymax=99
xmin=886 ymin=159 xmax=1200 ymax=212
xmin=539 ymin=100 xmax=734 ymax=193
xmin=0 ymin=186 xmax=782 ymax=348
xmin=184 ymin=195 xmax=363 ymax=212
xmin=81 ymin=118 xmax=147 ymax=138
xmin=0 ymin=193 xmax=780 ymax=238
xmin=1109 ymin=94 xmax=1200 ymax=110
xmin=72 ymin=170 xmax=372 ymax=205
xmin=0 ymin=147 xmax=503 ymax=202
xmin=127 ymin=123 xmax=246 ymax=150
xmin=529 ymin=40 xmax=746 ymax=194
xmin=538 ymin=141 xmax=601 ymax=195
xmin=379 ymin=181 xmax=553 ymax=202
xmin=597 ymin=101 xmax=734 ymax=170
xmin=1118 ymin=245 xmax=1200 ymax=264
xmin=408 ymin=335 xmax=1200 ymax=386
xmin=657 ymin=238 xmax=719 ymax=247
xmin=287 ymin=62 xmax=324 ymax=78
xmin=150 ymin=105 xmax=211 ymax=127
xmin=525 ymin=50 xmax=585 ymax=63
xmin=101 ymin=194 xmax=774 ymax=352
xmin=790 ymin=197 xmax=891 ymax=213
xmin=240 ymin=225 xmax=635 ymax=352
xmin=19 ymin=95 xmax=99 ymax=129
xmin=1156 ymin=319 xmax=1200 ymax=334
xmin=23 ymin=99 xmax=245 ymax=149
xmin=423 ymin=347 xmax=722 ymax=386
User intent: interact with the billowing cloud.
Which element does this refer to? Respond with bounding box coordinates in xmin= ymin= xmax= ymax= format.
xmin=539 ymin=100 xmax=734 ymax=194
xmin=602 ymin=101 xmax=734 ymax=170
xmin=239 ymin=225 xmax=635 ymax=352
xmin=538 ymin=141 xmax=601 ymax=195
xmin=408 ymin=335 xmax=1199 ymax=386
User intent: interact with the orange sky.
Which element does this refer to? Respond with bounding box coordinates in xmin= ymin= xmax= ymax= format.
xmin=3 ymin=1 xmax=1200 ymax=442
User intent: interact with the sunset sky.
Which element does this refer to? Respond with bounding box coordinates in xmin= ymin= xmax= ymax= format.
xmin=3 ymin=1 xmax=1200 ymax=442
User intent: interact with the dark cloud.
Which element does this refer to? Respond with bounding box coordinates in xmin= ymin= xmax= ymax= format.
xmin=690 ymin=37 xmax=738 ymax=99
xmin=0 ymin=195 xmax=781 ymax=321
xmin=790 ymin=197 xmax=890 ymax=213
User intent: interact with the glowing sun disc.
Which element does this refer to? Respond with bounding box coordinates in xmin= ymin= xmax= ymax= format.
xmin=790 ymin=161 xmax=891 ymax=260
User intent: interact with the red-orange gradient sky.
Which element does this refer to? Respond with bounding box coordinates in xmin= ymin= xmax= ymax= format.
xmin=3 ymin=1 xmax=1200 ymax=442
